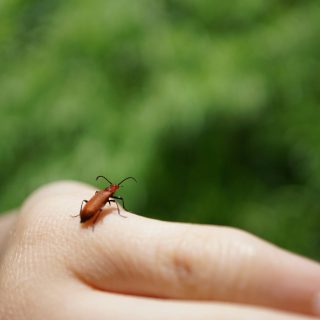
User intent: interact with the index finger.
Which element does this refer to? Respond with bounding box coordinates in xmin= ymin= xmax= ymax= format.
xmin=20 ymin=181 xmax=320 ymax=317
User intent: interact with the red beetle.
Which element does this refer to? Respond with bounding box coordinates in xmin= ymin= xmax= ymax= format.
xmin=73 ymin=176 xmax=136 ymax=227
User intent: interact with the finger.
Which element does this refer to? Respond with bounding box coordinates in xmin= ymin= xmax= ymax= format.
xmin=19 ymin=181 xmax=320 ymax=317
xmin=68 ymin=212 xmax=320 ymax=316
xmin=68 ymin=290 xmax=318 ymax=320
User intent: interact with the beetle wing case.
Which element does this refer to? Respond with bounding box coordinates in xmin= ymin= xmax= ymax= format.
xmin=80 ymin=209 xmax=95 ymax=223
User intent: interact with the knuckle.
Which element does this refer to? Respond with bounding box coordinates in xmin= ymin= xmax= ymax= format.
xmin=20 ymin=180 xmax=86 ymax=211
xmin=158 ymin=226 xmax=207 ymax=296
xmin=157 ymin=225 xmax=260 ymax=299
xmin=171 ymin=237 xmax=195 ymax=282
xmin=0 ymin=183 xmax=88 ymax=319
xmin=20 ymin=196 xmax=57 ymax=230
xmin=17 ymin=192 xmax=75 ymax=248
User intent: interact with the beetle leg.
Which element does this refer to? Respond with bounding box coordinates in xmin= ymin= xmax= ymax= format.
xmin=71 ymin=200 xmax=88 ymax=218
xmin=109 ymin=199 xmax=127 ymax=218
xmin=111 ymin=195 xmax=126 ymax=210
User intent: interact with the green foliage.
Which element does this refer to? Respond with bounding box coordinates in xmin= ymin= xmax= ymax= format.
xmin=0 ymin=0 xmax=319 ymax=259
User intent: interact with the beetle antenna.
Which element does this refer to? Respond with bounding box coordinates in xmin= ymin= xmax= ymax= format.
xmin=96 ymin=175 xmax=113 ymax=185
xmin=118 ymin=176 xmax=137 ymax=186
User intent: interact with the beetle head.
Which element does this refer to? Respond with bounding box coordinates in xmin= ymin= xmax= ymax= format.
xmin=107 ymin=184 xmax=119 ymax=193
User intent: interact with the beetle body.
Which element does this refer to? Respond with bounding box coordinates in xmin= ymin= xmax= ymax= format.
xmin=73 ymin=176 xmax=136 ymax=228
xmin=80 ymin=185 xmax=119 ymax=223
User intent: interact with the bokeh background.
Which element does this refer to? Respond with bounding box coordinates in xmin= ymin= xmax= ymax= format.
xmin=0 ymin=0 xmax=319 ymax=259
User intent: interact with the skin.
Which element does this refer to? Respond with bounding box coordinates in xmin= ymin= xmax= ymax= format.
xmin=0 ymin=181 xmax=320 ymax=320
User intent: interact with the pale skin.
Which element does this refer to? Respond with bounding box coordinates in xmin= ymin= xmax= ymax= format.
xmin=0 ymin=181 xmax=320 ymax=320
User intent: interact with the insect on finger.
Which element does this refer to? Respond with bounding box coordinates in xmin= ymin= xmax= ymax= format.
xmin=73 ymin=176 xmax=136 ymax=228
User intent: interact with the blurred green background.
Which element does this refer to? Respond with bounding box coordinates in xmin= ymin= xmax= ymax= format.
xmin=0 ymin=0 xmax=319 ymax=259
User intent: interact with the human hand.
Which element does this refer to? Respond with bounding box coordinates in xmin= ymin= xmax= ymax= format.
xmin=0 ymin=181 xmax=320 ymax=319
